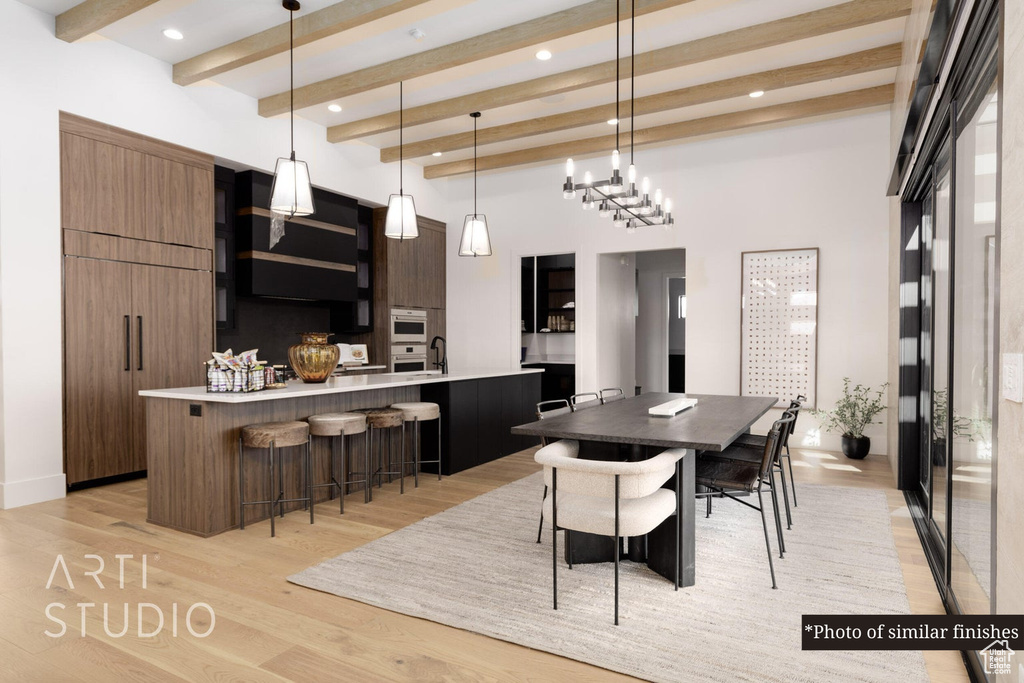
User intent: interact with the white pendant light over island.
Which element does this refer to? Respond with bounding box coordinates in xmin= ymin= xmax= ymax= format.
xmin=459 ymin=112 xmax=492 ymax=257
xmin=385 ymin=81 xmax=419 ymax=240
xmin=269 ymin=0 xmax=315 ymax=218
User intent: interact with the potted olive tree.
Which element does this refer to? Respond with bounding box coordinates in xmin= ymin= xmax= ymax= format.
xmin=812 ymin=378 xmax=889 ymax=459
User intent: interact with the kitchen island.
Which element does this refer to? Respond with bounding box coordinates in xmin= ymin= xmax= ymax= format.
xmin=140 ymin=369 xmax=542 ymax=536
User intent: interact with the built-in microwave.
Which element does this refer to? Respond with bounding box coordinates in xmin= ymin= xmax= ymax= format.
xmin=391 ymin=344 xmax=428 ymax=373
xmin=390 ymin=308 xmax=427 ymax=344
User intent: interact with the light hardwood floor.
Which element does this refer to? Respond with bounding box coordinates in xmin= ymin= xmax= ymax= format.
xmin=0 ymin=447 xmax=969 ymax=682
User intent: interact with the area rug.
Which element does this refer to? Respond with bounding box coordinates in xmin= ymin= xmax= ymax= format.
xmin=289 ymin=473 xmax=929 ymax=683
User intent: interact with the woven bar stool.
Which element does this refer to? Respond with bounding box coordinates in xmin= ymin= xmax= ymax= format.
xmin=354 ymin=407 xmax=405 ymax=498
xmin=390 ymin=402 xmax=442 ymax=487
xmin=238 ymin=421 xmax=312 ymax=537
xmin=308 ymin=412 xmax=369 ymax=513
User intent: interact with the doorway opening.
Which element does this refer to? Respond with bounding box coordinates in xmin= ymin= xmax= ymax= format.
xmin=668 ymin=277 xmax=686 ymax=392
xmin=634 ymin=249 xmax=685 ymax=395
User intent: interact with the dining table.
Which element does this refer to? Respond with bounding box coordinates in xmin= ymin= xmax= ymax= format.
xmin=510 ymin=392 xmax=778 ymax=587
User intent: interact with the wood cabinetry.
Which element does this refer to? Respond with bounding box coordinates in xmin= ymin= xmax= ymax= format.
xmin=60 ymin=112 xmax=214 ymax=249
xmin=354 ymin=210 xmax=447 ymax=367
xmin=61 ymin=133 xmax=146 ymax=239
xmin=63 ymin=254 xmax=213 ymax=485
xmin=61 ymin=114 xmax=214 ymax=486
xmin=145 ymin=156 xmax=214 ymax=248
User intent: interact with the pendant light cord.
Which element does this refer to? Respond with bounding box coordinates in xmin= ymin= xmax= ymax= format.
xmin=399 ymin=81 xmax=404 ymax=195
xmin=615 ymin=0 xmax=620 ymax=149
xmin=473 ymin=115 xmax=478 ymax=216
xmin=630 ymin=0 xmax=634 ymax=164
xmin=289 ymin=6 xmax=295 ymax=160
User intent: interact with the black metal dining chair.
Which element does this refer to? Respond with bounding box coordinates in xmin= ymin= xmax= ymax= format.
xmin=599 ymin=387 xmax=625 ymax=404
xmin=570 ymin=392 xmax=600 ymax=411
xmin=695 ymin=415 xmax=792 ymax=589
xmin=703 ymin=408 xmax=797 ymax=539
xmin=732 ymin=397 xmax=804 ymax=519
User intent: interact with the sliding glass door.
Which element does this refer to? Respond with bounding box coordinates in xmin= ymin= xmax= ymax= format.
xmin=949 ymin=82 xmax=997 ymax=616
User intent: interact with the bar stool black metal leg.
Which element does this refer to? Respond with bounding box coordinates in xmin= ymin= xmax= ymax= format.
xmin=342 ymin=436 xmax=350 ymax=516
xmin=364 ymin=431 xmax=372 ymax=503
xmin=327 ymin=436 xmax=336 ymax=502
xmin=277 ymin=441 xmax=285 ymax=518
xmin=414 ymin=418 xmax=420 ymax=488
xmin=437 ymin=419 xmax=442 ymax=480
xmin=536 ymin=484 xmax=547 ymax=543
xmin=307 ymin=439 xmax=314 ymax=524
xmin=269 ymin=441 xmax=277 ymax=538
xmin=238 ymin=436 xmax=245 ymax=531
xmin=395 ymin=421 xmax=403 ymax=491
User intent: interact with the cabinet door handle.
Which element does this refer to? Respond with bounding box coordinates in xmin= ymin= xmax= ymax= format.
xmin=137 ymin=316 xmax=144 ymax=371
xmin=124 ymin=315 xmax=131 ymax=372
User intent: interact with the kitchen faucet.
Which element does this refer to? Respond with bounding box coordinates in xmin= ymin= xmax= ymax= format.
xmin=430 ymin=336 xmax=448 ymax=374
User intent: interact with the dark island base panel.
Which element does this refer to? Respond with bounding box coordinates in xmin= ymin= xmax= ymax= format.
xmin=146 ymin=373 xmax=542 ymax=537
xmin=420 ymin=373 xmax=542 ymax=475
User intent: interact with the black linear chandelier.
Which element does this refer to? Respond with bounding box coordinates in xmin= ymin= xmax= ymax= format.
xmin=561 ymin=0 xmax=673 ymax=230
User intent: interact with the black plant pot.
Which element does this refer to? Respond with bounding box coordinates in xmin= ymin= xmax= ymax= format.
xmin=841 ymin=435 xmax=870 ymax=460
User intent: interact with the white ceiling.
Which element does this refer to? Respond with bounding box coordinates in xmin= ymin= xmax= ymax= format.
xmin=20 ymin=0 xmax=907 ymax=175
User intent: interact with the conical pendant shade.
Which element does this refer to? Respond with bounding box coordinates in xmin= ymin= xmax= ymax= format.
xmin=270 ymin=156 xmax=315 ymax=216
xmin=384 ymin=193 xmax=418 ymax=240
xmin=459 ymin=214 xmax=491 ymax=256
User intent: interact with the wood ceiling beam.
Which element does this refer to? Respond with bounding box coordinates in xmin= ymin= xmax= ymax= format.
xmin=55 ymin=0 xmax=161 ymax=42
xmin=422 ymin=84 xmax=895 ymax=178
xmin=328 ymin=0 xmax=910 ymax=143
xmin=258 ymin=0 xmax=696 ymax=117
xmin=381 ymin=44 xmax=901 ymax=162
xmin=173 ymin=0 xmax=434 ymax=86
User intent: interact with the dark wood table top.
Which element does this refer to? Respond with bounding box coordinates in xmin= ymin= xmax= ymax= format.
xmin=510 ymin=393 xmax=778 ymax=451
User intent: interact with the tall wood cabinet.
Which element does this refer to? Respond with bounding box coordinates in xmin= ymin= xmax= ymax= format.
xmin=353 ymin=210 xmax=447 ymax=367
xmin=61 ymin=114 xmax=214 ymax=486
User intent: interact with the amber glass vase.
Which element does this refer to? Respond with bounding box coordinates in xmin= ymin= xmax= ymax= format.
xmin=287 ymin=332 xmax=340 ymax=383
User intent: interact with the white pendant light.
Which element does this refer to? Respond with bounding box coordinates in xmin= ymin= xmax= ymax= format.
xmin=459 ymin=112 xmax=492 ymax=257
xmin=270 ymin=0 xmax=315 ymax=217
xmin=385 ymin=81 xmax=418 ymax=240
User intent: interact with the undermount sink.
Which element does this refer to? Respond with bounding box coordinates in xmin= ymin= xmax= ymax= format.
xmin=385 ymin=370 xmax=444 ymax=378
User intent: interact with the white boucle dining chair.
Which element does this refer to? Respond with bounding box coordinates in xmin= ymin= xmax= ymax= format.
xmin=534 ymin=441 xmax=685 ymax=625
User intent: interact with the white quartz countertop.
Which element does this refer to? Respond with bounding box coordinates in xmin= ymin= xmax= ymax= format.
xmin=139 ymin=368 xmax=544 ymax=404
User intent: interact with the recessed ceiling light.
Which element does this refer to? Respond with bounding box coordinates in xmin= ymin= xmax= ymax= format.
xmin=432 ymin=152 xmax=443 ymax=157
xmin=536 ymin=49 xmax=552 ymax=61
xmin=327 ymin=104 xmax=342 ymax=113
xmin=749 ymin=90 xmax=765 ymax=98
xmin=162 ymin=28 xmax=183 ymax=40
xmin=607 ymin=118 xmax=619 ymax=125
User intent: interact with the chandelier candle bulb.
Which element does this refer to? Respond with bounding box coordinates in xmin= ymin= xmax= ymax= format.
xmin=563 ymin=158 xmax=576 ymax=199
xmin=598 ymin=200 xmax=611 ymax=218
xmin=581 ymin=171 xmax=595 ymax=209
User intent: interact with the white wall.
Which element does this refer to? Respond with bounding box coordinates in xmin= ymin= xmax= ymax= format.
xmin=446 ymin=110 xmax=892 ymax=455
xmin=635 ymin=249 xmax=686 ymax=394
xmin=0 ymin=0 xmax=447 ymax=508
xmin=596 ymin=253 xmax=636 ymax=394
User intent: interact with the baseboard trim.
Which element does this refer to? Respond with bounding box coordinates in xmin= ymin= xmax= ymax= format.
xmin=0 ymin=473 xmax=67 ymax=509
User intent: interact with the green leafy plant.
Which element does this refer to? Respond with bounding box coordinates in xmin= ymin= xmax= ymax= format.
xmin=931 ymin=389 xmax=974 ymax=442
xmin=812 ymin=378 xmax=889 ymax=439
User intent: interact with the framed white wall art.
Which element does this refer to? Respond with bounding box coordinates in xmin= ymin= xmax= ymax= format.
xmin=740 ymin=248 xmax=818 ymax=409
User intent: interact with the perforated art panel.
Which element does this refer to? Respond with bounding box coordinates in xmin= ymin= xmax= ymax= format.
xmin=741 ymin=249 xmax=817 ymax=408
